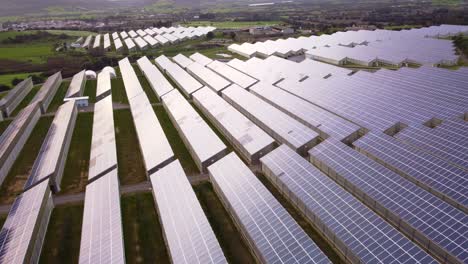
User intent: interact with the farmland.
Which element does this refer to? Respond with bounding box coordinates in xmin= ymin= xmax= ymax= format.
xmin=0 ymin=72 xmax=40 ymax=86
xmin=0 ymin=43 xmax=54 ymax=64
xmin=181 ymin=20 xmax=283 ymax=29
xmin=0 ymin=30 xmax=95 ymax=83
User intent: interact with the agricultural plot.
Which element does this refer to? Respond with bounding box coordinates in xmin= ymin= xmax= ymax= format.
xmin=39 ymin=204 xmax=84 ymax=264
xmin=59 ymin=112 xmax=93 ymax=194
xmin=121 ymin=193 xmax=170 ymax=264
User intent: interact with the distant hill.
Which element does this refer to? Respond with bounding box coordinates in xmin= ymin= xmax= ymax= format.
xmin=0 ymin=0 xmax=405 ymax=17
xmin=0 ymin=0 xmax=242 ymax=16
xmin=0 ymin=0 xmax=154 ymax=16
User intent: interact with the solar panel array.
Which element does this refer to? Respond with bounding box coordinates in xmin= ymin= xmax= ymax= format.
xmin=208 ymin=153 xmax=331 ymax=264
xmin=229 ymin=24 xmax=468 ymax=66
xmin=222 ymin=84 xmax=319 ymax=154
xmin=190 ymin=52 xmax=213 ymax=66
xmin=161 ymin=89 xmax=228 ymax=172
xmin=306 ymin=37 xmax=459 ymax=66
xmin=79 ymin=169 xmax=125 ymax=264
xmin=193 ymin=87 xmax=275 ymax=164
xmin=432 ymin=117 xmax=468 ymax=138
xmin=260 ymin=145 xmax=438 ymax=264
xmin=31 ymin=71 xmax=62 ymax=113
xmin=136 ymin=56 xmax=174 ymax=99
xmin=354 ymin=132 xmax=468 ymax=213
xmin=101 ymin=52 xmax=467 ymax=263
xmin=128 ymin=30 xmax=137 ymax=38
xmin=120 ymin=31 xmax=128 ymax=40
xmin=136 ymin=29 xmax=146 ymax=38
xmin=275 ymin=64 xmax=467 ymax=133
xmin=173 ymin=53 xmax=195 ymax=69
xmin=134 ymin=36 xmax=148 ymax=50
xmin=309 ymin=138 xmax=468 ymax=263
xmin=186 ymin=62 xmax=232 ymax=93
xmin=0 ymin=180 xmax=52 ymax=264
xmin=82 ymin=35 xmax=93 ymax=48
xmin=79 ymin=68 xmax=125 ymax=264
xmin=155 ymin=55 xmax=204 ymax=97
xmin=0 ymin=77 xmax=33 ymax=117
xmin=1 ymin=24 xmax=467 ymax=264
xmin=90 ymin=26 xmax=215 ymax=52
xmin=143 ymin=35 xmax=158 ymax=47
xmin=155 ymin=34 xmax=169 ymax=45
xmin=114 ymin=37 xmax=123 ymax=51
xmin=124 ymin=37 xmax=136 ymax=51
xmin=206 ymin=60 xmax=258 ymax=89
xmin=88 ymin=71 xmax=117 ymax=181
xmin=119 ymin=58 xmax=175 ymax=175
xmin=92 ymin=34 xmax=101 ymax=49
xmin=227 ymin=56 xmax=351 ymax=84
xmin=24 ymin=100 xmax=77 ymax=191
xmin=395 ymin=124 xmax=468 ymax=170
xmin=103 ymin=33 xmax=111 ymax=50
xmin=150 ymin=160 xmax=227 ymax=264
xmin=0 ymin=102 xmax=41 ymax=184
xmin=250 ymin=81 xmax=361 ymax=142
xmin=65 ymin=70 xmax=86 ymax=98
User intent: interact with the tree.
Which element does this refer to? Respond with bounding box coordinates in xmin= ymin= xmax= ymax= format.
xmin=29 ymin=74 xmax=45 ymax=84
xmin=230 ymin=32 xmax=236 ymax=40
xmin=206 ymin=31 xmax=215 ymax=40
xmin=0 ymin=84 xmax=10 ymax=92
xmin=11 ymin=78 xmax=24 ymax=86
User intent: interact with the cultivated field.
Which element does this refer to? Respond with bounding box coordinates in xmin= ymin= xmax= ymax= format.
xmin=39 ymin=204 xmax=84 ymax=264
xmin=182 ymin=20 xmax=283 ymax=29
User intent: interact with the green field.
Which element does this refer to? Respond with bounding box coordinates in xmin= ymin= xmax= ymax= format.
xmin=0 ymin=120 xmax=12 ymax=135
xmin=60 ymin=112 xmax=94 ymax=194
xmin=39 ymin=204 xmax=84 ymax=264
xmin=0 ymin=30 xmax=94 ymax=41
xmin=193 ymin=182 xmax=256 ymax=263
xmin=83 ymin=79 xmax=97 ymax=103
xmin=114 ymin=109 xmax=147 ymax=185
xmin=111 ymin=78 xmax=129 ymax=105
xmin=0 ymin=216 xmax=5 ymax=229
xmin=0 ymin=116 xmax=53 ymax=205
xmin=0 ymin=72 xmax=41 ymax=86
xmin=0 ymin=31 xmax=39 ymax=41
xmin=143 ymin=0 xmax=187 ymax=14
xmin=181 ymin=20 xmax=283 ymax=29
xmin=0 ymin=43 xmax=54 ymax=64
xmin=432 ymin=0 xmax=463 ymax=5
xmin=0 ymin=30 xmax=94 ymax=66
xmin=45 ymin=30 xmax=96 ymax=37
xmin=47 ymin=80 xmax=69 ymax=112
xmin=121 ymin=193 xmax=170 ymax=264
xmin=384 ymin=25 xmax=423 ymax=30
xmin=131 ymin=64 xmax=144 ymax=77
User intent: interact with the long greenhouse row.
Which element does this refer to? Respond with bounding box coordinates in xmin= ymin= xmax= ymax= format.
xmin=79 ymin=26 xmax=216 ymax=52
xmin=228 ymin=24 xmax=468 ymax=66
xmin=0 ymin=44 xmax=466 ymax=264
